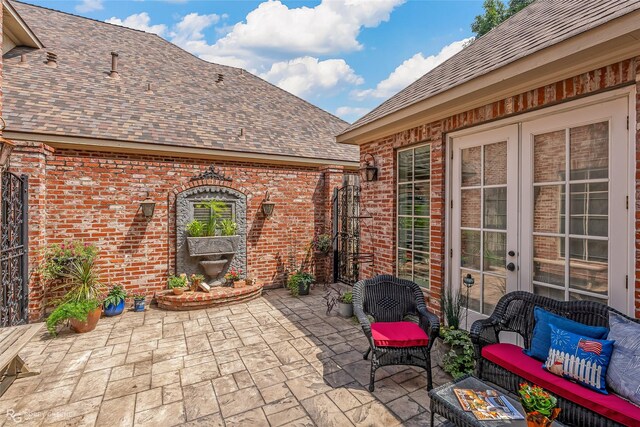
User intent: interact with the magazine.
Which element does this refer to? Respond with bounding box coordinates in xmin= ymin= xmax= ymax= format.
xmin=454 ymin=388 xmax=524 ymax=421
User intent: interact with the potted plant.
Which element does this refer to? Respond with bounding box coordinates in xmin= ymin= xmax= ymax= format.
xmin=185 ymin=200 xmax=240 ymax=256
xmin=168 ymin=274 xmax=188 ymax=295
xmin=190 ymin=273 xmax=205 ymax=292
xmin=47 ymin=258 xmax=104 ymax=335
xmin=436 ymin=288 xmax=475 ymax=378
xmin=518 ymin=383 xmax=561 ymax=427
xmin=131 ymin=293 xmax=146 ymax=312
xmin=287 ymin=270 xmax=314 ymax=296
xmin=224 ymin=268 xmax=244 ymax=288
xmin=103 ymin=285 xmax=127 ymax=317
xmin=312 ymin=233 xmax=331 ymax=254
xmin=337 ymin=291 xmax=353 ymax=318
xmin=40 ymin=241 xmax=98 ymax=281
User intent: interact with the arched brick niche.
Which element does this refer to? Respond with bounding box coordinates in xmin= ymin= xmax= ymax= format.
xmin=175 ymin=184 xmax=247 ymax=282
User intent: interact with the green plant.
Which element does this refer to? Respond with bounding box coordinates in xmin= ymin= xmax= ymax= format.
xmin=440 ymin=326 xmax=475 ymax=379
xmin=50 ymin=258 xmax=104 ymax=304
xmin=168 ymin=274 xmax=188 ymax=289
xmin=518 ymin=383 xmax=559 ymax=417
xmin=197 ymin=199 xmax=228 ymax=236
xmin=186 ymin=220 xmax=205 ymax=237
xmin=219 ymin=219 xmax=238 ymax=236
xmin=442 ymin=288 xmax=462 ymax=329
xmin=46 ymin=299 xmax=101 ymax=336
xmin=190 ymin=274 xmax=205 ymax=284
xmin=104 ymin=285 xmax=127 ymax=307
xmin=312 ymin=234 xmax=331 ymax=253
xmin=224 ymin=268 xmax=242 ymax=282
xmin=287 ymin=271 xmax=314 ymax=296
xmin=40 ymin=241 xmax=98 ymax=281
xmin=131 ymin=292 xmax=146 ymax=300
xmin=340 ymin=291 xmax=353 ymax=304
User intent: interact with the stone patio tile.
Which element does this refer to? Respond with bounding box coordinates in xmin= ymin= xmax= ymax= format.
xmin=130 ymin=324 xmax=163 ymax=343
xmin=180 ymin=412 xmax=224 ymax=427
xmin=318 ymin=333 xmax=346 ymax=347
xmin=127 ymin=340 xmax=157 ymax=354
xmin=183 ymin=320 xmax=213 ymax=337
xmin=266 ymin=406 xmax=308 ymax=427
xmin=133 ymin=360 xmax=152 ymax=376
xmin=153 ymin=345 xmax=188 ymax=364
xmin=162 ymin=382 xmax=183 ymax=404
xmin=151 ymin=370 xmax=181 ymax=388
xmin=35 ymin=372 xmax=80 ymax=393
xmin=347 ymin=384 xmax=376 ymax=405
xmin=281 ymin=360 xmax=316 ymax=380
xmin=42 ymin=396 xmax=101 ymax=425
xmin=68 ymin=335 xmax=109 ymax=354
xmin=134 ymin=401 xmax=185 ymax=427
xmin=113 ymin=342 xmax=130 ymax=355
xmin=16 ymin=383 xmax=75 ymax=414
xmin=125 ymin=350 xmax=152 ymax=365
xmin=323 ymin=369 xmax=355 ymax=388
xmin=333 ymin=349 xmax=365 ymax=366
xmin=285 ymin=374 xmax=332 ymax=401
xmin=260 ymin=382 xmax=292 ymax=404
xmin=408 ymin=389 xmax=431 ymax=410
xmin=371 ymin=377 xmax=409 ymax=403
xmin=104 ymin=374 xmax=151 ymax=400
xmin=183 ymin=351 xmax=214 ymax=367
xmin=233 ymin=371 xmax=254 ymax=389
xmin=135 ymin=387 xmax=163 ymax=412
xmin=84 ymin=353 xmax=127 ymax=373
xmin=224 ymin=407 xmax=269 ymax=426
xmin=180 ymin=363 xmax=220 ymax=386
xmin=399 ymin=373 xmax=428 ymax=393
xmin=346 ymin=400 xmax=403 ymax=427
xmin=386 ymin=395 xmax=426 ymax=421
xmin=151 ymin=357 xmax=184 ymax=376
xmin=239 ymin=342 xmax=271 ymax=356
xmin=251 ymin=366 xmax=287 ymax=389
xmin=211 ymin=375 xmax=238 ymax=396
xmin=326 ymin=388 xmax=361 ymax=412
xmin=240 ymin=334 xmax=267 ymax=346
xmin=280 ymin=415 xmax=315 ymax=427
xmin=341 ymin=360 xmax=372 ymax=386
xmin=301 ymin=393 xmax=354 ymax=427
xmin=404 ymin=411 xmax=434 ymax=427
xmin=45 ymin=411 xmax=98 ymax=427
xmin=70 ymin=369 xmax=110 ymax=402
xmin=96 ymin=394 xmax=135 ymax=427
xmin=90 ymin=345 xmax=114 ymax=359
xmin=270 ymin=341 xmax=304 ymax=364
xmin=241 ymin=349 xmax=281 ymax=374
xmin=183 ymin=381 xmax=219 ymax=421
xmin=53 ymin=350 xmax=92 ymax=375
xmin=162 ymin=322 xmax=184 ymax=338
xmin=217 ymin=386 xmax=265 ymax=418
xmin=218 ymin=359 xmax=245 ymax=376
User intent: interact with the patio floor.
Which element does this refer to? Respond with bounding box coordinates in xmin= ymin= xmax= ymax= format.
xmin=0 ymin=287 xmax=452 ymax=426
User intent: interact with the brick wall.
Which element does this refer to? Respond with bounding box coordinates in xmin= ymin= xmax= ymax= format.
xmin=358 ymin=57 xmax=638 ymax=317
xmin=9 ymin=146 xmax=346 ymax=321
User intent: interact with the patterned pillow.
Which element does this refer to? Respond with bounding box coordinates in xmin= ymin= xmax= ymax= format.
xmin=606 ymin=312 xmax=640 ymax=405
xmin=544 ymin=324 xmax=615 ymax=394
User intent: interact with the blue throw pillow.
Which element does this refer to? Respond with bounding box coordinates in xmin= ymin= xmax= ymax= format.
xmin=544 ymin=324 xmax=614 ymax=394
xmin=524 ymin=307 xmax=609 ymax=361
xmin=605 ymin=312 xmax=640 ymax=405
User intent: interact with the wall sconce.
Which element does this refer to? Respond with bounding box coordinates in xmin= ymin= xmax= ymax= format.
xmin=140 ymin=191 xmax=156 ymax=219
xmin=359 ymin=153 xmax=378 ymax=182
xmin=0 ymin=138 xmax=15 ymax=170
xmin=261 ymin=191 xmax=275 ymax=218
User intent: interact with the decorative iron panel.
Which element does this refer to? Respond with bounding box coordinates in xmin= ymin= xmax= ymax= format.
xmin=333 ymin=181 xmax=362 ymax=285
xmin=0 ymin=172 xmax=28 ymax=327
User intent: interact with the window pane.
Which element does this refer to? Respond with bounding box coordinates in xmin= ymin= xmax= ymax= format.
xmin=570 ymin=122 xmax=608 ymax=180
xmin=414 ymin=252 xmax=429 ymax=288
xmin=484 ymin=142 xmax=507 ymax=185
xmin=461 ymin=189 xmax=481 ymax=228
xmin=483 ymin=274 xmax=505 ymax=315
xmin=414 ymin=146 xmax=430 ymax=181
xmin=569 ymin=238 xmax=608 ymax=296
xmin=460 ymin=270 xmax=481 ymax=313
xmin=570 ymin=183 xmax=608 ymax=237
xmin=569 ymin=292 xmax=607 ymax=305
xmin=483 ymin=231 xmax=506 ymax=274
xmin=414 ymin=181 xmax=430 ymax=216
xmin=533 ymin=236 xmax=565 ymax=286
xmin=398 ymin=149 xmax=413 ymax=183
xmin=397 ymin=217 xmax=411 ymax=249
xmin=461 ymin=146 xmax=481 ymax=186
xmin=534 ymin=130 xmax=566 ymax=183
xmin=533 ymin=284 xmax=565 ymax=301
xmin=461 ymin=230 xmax=481 ymax=270
xmin=534 ymin=185 xmax=563 ymax=234
xmin=413 ymin=218 xmax=429 ymax=253
xmin=484 ymin=187 xmax=507 ymax=230
xmin=398 ymin=184 xmax=412 ymax=215
xmin=398 ymin=249 xmax=412 ymax=281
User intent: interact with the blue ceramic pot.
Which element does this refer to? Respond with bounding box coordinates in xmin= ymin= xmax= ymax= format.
xmin=134 ymin=298 xmax=146 ymax=312
xmin=104 ymin=300 xmax=125 ymax=317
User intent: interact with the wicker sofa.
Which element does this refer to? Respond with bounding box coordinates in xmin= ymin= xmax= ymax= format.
xmin=470 ymin=291 xmax=640 ymax=427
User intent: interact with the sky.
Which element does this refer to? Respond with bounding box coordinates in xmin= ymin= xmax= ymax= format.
xmin=25 ymin=0 xmax=484 ymax=123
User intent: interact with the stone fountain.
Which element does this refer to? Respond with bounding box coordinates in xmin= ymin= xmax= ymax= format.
xmin=187 ymin=235 xmax=240 ymax=285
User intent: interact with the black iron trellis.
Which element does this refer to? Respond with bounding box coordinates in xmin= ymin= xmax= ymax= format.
xmin=0 ymin=172 xmax=29 ymax=327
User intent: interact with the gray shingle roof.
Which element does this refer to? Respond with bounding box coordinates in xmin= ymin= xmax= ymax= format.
xmin=4 ymin=1 xmax=357 ymax=163
xmin=342 ymin=0 xmax=640 ymax=135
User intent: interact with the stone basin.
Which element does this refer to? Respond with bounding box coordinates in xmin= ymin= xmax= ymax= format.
xmin=187 ymin=236 xmax=240 ymax=257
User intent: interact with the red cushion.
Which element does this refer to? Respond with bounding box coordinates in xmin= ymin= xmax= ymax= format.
xmin=483 ymin=343 xmax=640 ymax=427
xmin=370 ymin=321 xmax=429 ymax=348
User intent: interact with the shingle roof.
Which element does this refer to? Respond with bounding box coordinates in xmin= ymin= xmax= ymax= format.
xmin=342 ymin=0 xmax=640 ymax=135
xmin=4 ymin=1 xmax=358 ymax=163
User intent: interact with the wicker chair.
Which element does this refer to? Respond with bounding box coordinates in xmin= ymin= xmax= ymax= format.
xmin=471 ymin=291 xmax=640 ymax=427
xmin=353 ymin=275 xmax=440 ymax=391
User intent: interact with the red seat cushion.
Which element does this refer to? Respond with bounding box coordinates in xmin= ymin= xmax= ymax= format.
xmin=482 ymin=343 xmax=640 ymax=427
xmin=370 ymin=321 xmax=429 ymax=348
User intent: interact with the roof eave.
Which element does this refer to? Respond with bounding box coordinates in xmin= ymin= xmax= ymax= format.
xmin=3 ymin=0 xmax=44 ymax=49
xmin=337 ymin=10 xmax=640 ymax=145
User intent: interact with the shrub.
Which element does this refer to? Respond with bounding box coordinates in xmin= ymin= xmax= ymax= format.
xmin=40 ymin=241 xmax=98 ymax=281
xmin=168 ymin=274 xmax=188 ymax=289
xmin=46 ymin=299 xmax=101 ymax=336
xmin=287 ymin=271 xmax=314 ymax=296
xmin=104 ymin=285 xmax=127 ymax=308
xmin=440 ymin=326 xmax=475 ymax=379
xmin=50 ymin=258 xmax=103 ymax=304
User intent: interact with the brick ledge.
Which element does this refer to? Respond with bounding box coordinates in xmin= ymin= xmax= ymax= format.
xmin=156 ymin=282 xmax=264 ymax=311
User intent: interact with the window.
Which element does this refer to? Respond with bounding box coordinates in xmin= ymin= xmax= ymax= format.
xmin=397 ymin=144 xmax=430 ymax=287
xmin=192 ymin=200 xmax=235 ymax=222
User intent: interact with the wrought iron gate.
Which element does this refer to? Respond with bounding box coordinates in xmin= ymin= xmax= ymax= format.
xmin=333 ymin=177 xmax=371 ymax=285
xmin=0 ymin=172 xmax=28 ymax=327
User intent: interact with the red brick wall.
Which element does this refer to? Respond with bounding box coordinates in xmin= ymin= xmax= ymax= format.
xmin=359 ymin=57 xmax=638 ymax=317
xmin=9 ymin=146 xmax=346 ymax=321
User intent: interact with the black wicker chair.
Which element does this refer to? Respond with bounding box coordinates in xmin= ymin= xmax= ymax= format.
xmin=471 ymin=291 xmax=640 ymax=427
xmin=353 ymin=275 xmax=440 ymax=391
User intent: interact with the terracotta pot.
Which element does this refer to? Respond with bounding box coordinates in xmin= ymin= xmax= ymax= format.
xmin=173 ymin=288 xmax=184 ymax=295
xmin=70 ymin=306 xmax=102 ymax=334
xmin=525 ymin=410 xmax=559 ymax=427
xmin=233 ymin=280 xmax=245 ymax=288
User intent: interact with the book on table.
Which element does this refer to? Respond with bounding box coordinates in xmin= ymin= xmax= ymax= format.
xmin=453 ymin=388 xmax=524 ymax=421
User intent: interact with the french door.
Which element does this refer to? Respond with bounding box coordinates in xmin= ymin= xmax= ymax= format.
xmin=450 ymin=97 xmax=629 ymax=324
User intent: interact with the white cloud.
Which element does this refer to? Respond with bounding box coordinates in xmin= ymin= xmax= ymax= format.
xmin=335 ymin=106 xmax=371 ymax=121
xmin=260 ymin=56 xmax=363 ymax=97
xmin=353 ymin=37 xmax=473 ymax=100
xmin=105 ymin=13 xmax=168 ymax=36
xmin=76 ymin=0 xmax=103 ymax=13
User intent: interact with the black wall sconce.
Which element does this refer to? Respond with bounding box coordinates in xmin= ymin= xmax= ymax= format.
xmin=261 ymin=191 xmax=275 ymax=218
xmin=140 ymin=191 xmax=156 ymax=219
xmin=359 ymin=153 xmax=378 ymax=182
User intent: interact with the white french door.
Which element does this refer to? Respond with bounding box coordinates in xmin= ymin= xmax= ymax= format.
xmin=450 ymin=96 xmax=630 ymax=324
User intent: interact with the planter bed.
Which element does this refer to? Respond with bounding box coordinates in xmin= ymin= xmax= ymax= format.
xmin=157 ymin=281 xmax=263 ymax=311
